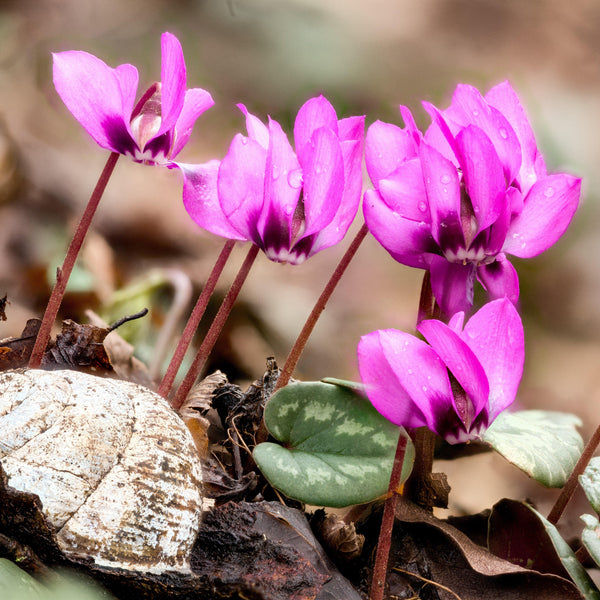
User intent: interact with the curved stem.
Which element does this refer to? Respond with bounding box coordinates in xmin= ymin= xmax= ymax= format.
xmin=274 ymin=223 xmax=369 ymax=391
xmin=29 ymin=152 xmax=120 ymax=368
xmin=547 ymin=422 xmax=600 ymax=524
xmin=158 ymin=239 xmax=236 ymax=397
xmin=170 ymin=244 xmax=259 ymax=410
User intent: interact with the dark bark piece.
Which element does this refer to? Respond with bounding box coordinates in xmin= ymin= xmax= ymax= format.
xmin=191 ymin=501 xmax=362 ymax=600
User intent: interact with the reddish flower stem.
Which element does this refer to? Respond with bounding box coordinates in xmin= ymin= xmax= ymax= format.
xmin=158 ymin=239 xmax=236 ymax=398
xmin=370 ymin=434 xmax=408 ymax=600
xmin=404 ymin=271 xmax=439 ymax=508
xmin=370 ymin=271 xmax=439 ymax=600
xmin=29 ymin=152 xmax=120 ymax=368
xmin=274 ymin=222 xmax=369 ymax=391
xmin=547 ymin=422 xmax=600 ymax=524
xmin=170 ymin=243 xmax=259 ymax=410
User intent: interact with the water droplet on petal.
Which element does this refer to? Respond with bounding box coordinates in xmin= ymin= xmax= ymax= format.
xmin=422 ymin=385 xmax=428 ymax=392
xmin=544 ymin=186 xmax=555 ymax=198
xmin=499 ymin=127 xmax=508 ymax=139
xmin=440 ymin=174 xmax=451 ymax=185
xmin=272 ymin=166 xmax=281 ymax=180
xmin=241 ymin=137 xmax=249 ymax=145
xmin=287 ymin=168 xmax=303 ymax=189
xmin=472 ymin=109 xmax=480 ymax=117
xmin=418 ymin=201 xmax=427 ymax=212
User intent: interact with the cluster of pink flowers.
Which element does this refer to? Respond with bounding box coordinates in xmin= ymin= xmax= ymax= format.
xmin=53 ymin=32 xmax=581 ymax=444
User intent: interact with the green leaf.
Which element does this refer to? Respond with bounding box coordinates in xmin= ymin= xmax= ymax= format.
xmin=483 ymin=410 xmax=583 ymax=487
xmin=580 ymin=457 xmax=600 ymax=513
xmin=528 ymin=508 xmax=600 ymax=600
xmin=0 ymin=559 xmax=45 ymax=599
xmin=581 ymin=514 xmax=600 ymax=569
xmin=0 ymin=559 xmax=113 ymax=599
xmin=253 ymin=381 xmax=414 ymax=507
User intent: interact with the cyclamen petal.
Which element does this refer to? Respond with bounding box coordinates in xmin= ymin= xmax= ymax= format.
xmin=181 ymin=96 xmax=364 ymax=262
xmin=358 ymin=298 xmax=524 ymax=444
xmin=503 ymin=174 xmax=582 ymax=258
xmin=364 ymin=81 xmax=581 ymax=316
xmin=357 ymin=330 xmax=451 ymax=431
xmin=53 ymin=51 xmax=139 ymax=155
xmin=179 ymin=161 xmax=247 ymax=240
xmin=365 ymin=120 xmax=418 ymax=185
xmin=156 ymin=32 xmax=186 ymax=138
xmin=53 ymin=32 xmax=213 ymax=165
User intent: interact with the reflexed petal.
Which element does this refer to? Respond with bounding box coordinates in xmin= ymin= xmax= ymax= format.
xmin=379 ymin=158 xmax=429 ymax=222
xmin=298 ymin=126 xmax=344 ymax=237
xmin=157 ymin=32 xmax=186 ymax=137
xmin=293 ymin=95 xmax=339 ymax=155
xmin=429 ymin=256 xmax=476 ymax=315
xmin=418 ymin=319 xmax=490 ymax=421
xmin=476 ymin=254 xmax=519 ymax=305
xmin=485 ymin=81 xmax=545 ymax=193
xmin=455 ymin=125 xmax=505 ymax=233
xmin=422 ymin=102 xmax=461 ymax=167
xmin=297 ymin=141 xmax=359 ymax=258
xmin=365 ymin=120 xmax=418 ymax=185
xmin=358 ymin=330 xmax=428 ymax=429
xmin=358 ymin=330 xmax=453 ymax=431
xmin=258 ymin=118 xmax=302 ymax=252
xmin=446 ymin=84 xmax=522 ymax=184
xmin=178 ymin=161 xmax=247 ymax=240
xmin=299 ymin=115 xmax=365 ymax=258
xmin=218 ymin=134 xmax=267 ymax=244
xmin=399 ymin=105 xmax=422 ymax=147
xmin=363 ymin=189 xmax=436 ymax=269
xmin=338 ymin=115 xmax=365 ymax=145
xmin=378 ymin=330 xmax=457 ymax=434
xmin=238 ymin=104 xmax=269 ymax=149
xmin=460 ymin=298 xmax=524 ymax=420
xmin=419 ymin=143 xmax=462 ymax=248
xmin=503 ymin=174 xmax=581 ymax=258
xmin=53 ymin=51 xmax=139 ymax=154
xmin=170 ymin=87 xmax=214 ymax=158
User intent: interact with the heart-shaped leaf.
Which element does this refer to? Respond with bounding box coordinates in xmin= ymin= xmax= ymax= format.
xmin=482 ymin=410 xmax=582 ymax=487
xmin=253 ymin=381 xmax=414 ymax=507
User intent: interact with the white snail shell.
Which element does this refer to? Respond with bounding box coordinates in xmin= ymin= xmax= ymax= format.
xmin=0 ymin=369 xmax=204 ymax=575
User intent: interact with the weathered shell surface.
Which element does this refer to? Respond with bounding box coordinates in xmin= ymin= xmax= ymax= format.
xmin=0 ymin=369 xmax=204 ymax=575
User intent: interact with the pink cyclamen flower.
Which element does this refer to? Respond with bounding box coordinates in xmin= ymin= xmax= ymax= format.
xmin=52 ymin=32 xmax=213 ymax=166
xmin=357 ymin=297 xmax=524 ymax=444
xmin=179 ymin=96 xmax=365 ymax=264
xmin=364 ymin=81 xmax=581 ymax=316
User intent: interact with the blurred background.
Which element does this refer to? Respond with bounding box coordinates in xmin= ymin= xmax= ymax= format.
xmin=1 ymin=0 xmax=599 ymax=517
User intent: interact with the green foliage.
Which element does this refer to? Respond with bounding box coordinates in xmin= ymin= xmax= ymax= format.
xmin=483 ymin=410 xmax=583 ymax=487
xmin=253 ymin=380 xmax=414 ymax=507
xmin=0 ymin=560 xmax=113 ymax=600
